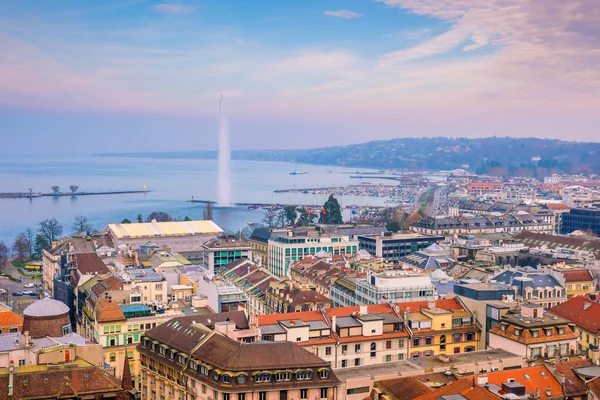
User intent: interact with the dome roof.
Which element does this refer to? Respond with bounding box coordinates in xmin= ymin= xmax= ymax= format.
xmin=24 ymin=298 xmax=69 ymax=317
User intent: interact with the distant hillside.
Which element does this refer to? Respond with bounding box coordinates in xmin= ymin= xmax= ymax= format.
xmin=98 ymin=137 xmax=600 ymax=177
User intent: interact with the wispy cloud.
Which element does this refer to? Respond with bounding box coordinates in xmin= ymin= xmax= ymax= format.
xmin=323 ymin=10 xmax=363 ymax=19
xmin=151 ymin=3 xmax=194 ymax=15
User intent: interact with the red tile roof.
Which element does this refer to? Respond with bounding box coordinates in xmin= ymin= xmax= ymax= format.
xmin=553 ymin=358 xmax=592 ymax=397
xmin=486 ymin=366 xmax=564 ymax=399
xmin=396 ymin=298 xmax=465 ymax=314
xmin=257 ymin=310 xmax=325 ymax=325
xmin=373 ymin=377 xmax=431 ymax=400
xmin=0 ymin=310 xmax=23 ymax=332
xmin=74 ymin=253 xmax=110 ymax=276
xmin=561 ymin=269 xmax=594 ymax=282
xmin=546 ymin=203 xmax=571 ymax=210
xmin=549 ymin=295 xmax=600 ymax=333
xmin=588 ymin=375 xmax=600 ymax=399
xmin=415 ymin=378 xmax=500 ymax=400
xmin=325 ymin=303 xmax=395 ymax=317
xmin=95 ymin=298 xmax=126 ymax=323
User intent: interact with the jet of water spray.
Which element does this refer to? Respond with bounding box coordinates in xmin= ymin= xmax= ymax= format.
xmin=218 ymin=95 xmax=232 ymax=207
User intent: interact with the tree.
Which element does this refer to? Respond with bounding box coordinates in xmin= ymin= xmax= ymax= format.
xmin=69 ymin=185 xmax=79 ymax=194
xmin=261 ymin=209 xmax=278 ymax=228
xmin=0 ymin=241 xmax=8 ymax=273
xmin=275 ymin=210 xmax=286 ymax=227
xmin=147 ymin=211 xmax=172 ymax=222
xmin=34 ymin=235 xmax=49 ymax=257
xmin=318 ymin=194 xmax=343 ymax=224
xmin=136 ymin=214 xmax=143 ymax=223
xmin=51 ymin=186 xmax=60 ymax=194
xmin=12 ymin=233 xmax=31 ymax=262
xmin=404 ymin=213 xmax=423 ymax=229
xmin=38 ymin=218 xmax=63 ymax=243
xmin=25 ymin=228 xmax=35 ymax=256
xmin=283 ymin=205 xmax=297 ymax=226
xmin=183 ymin=216 xmax=192 ymax=221
xmin=121 ymin=218 xmax=132 ymax=224
xmin=72 ymin=215 xmax=92 ymax=233
xmin=296 ymin=208 xmax=312 ymax=227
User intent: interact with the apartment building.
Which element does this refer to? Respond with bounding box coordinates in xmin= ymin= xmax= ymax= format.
xmin=398 ymin=298 xmax=480 ymax=358
xmin=489 ymin=303 xmax=579 ymax=359
xmin=550 ymin=295 xmax=600 ymax=357
xmin=357 ymin=232 xmax=444 ymax=261
xmin=138 ymin=319 xmax=340 ymax=400
xmin=257 ymin=304 xmax=409 ymax=369
xmin=202 ymin=236 xmax=253 ymax=274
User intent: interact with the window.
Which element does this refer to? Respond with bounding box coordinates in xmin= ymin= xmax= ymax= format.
xmin=466 ymin=332 xmax=474 ymax=341
xmin=385 ymin=355 xmax=392 ymax=362
xmin=62 ymin=324 xmax=71 ymax=335
xmin=159 ymin=347 xmax=166 ymax=356
xmin=514 ymin=328 xmax=522 ymax=336
xmin=354 ymin=344 xmax=361 ymax=353
xmin=558 ymin=327 xmax=565 ymax=335
xmin=386 ymin=340 xmax=392 ymax=349
xmin=531 ymin=330 xmax=539 ymax=338
xmin=354 ymin=358 xmax=361 ymax=366
xmin=213 ymin=371 xmax=220 ymax=381
xmin=320 ymin=388 xmax=328 ymax=399
xmin=223 ymin=375 xmax=231 ymax=384
xmin=109 ymin=353 xmax=116 ymax=362
xmin=346 ymin=387 xmax=370 ymax=395
xmin=425 ymin=337 xmax=433 ymax=345
xmin=202 ymin=384 xmax=207 ymax=394
xmin=341 ymin=360 xmax=347 ymax=368
xmin=275 ymin=372 xmax=291 ymax=381
xmin=280 ymin=390 xmax=287 ymax=400
xmin=128 ymin=337 xmax=133 ymax=345
xmin=178 ymin=355 xmax=186 ymax=365
xmin=18 ymin=359 xmax=25 ymax=366
xmin=319 ymin=370 xmax=329 ymax=379
xmin=127 ymin=351 xmax=133 ymax=359
xmin=110 ymin=337 xmax=116 ymax=346
xmin=300 ymin=389 xmax=308 ymax=399
xmin=341 ymin=345 xmax=348 ymax=353
xmin=398 ymin=354 xmax=404 ymax=361
xmin=413 ymin=337 xmax=420 ymax=346
xmin=223 ymin=394 xmax=230 ymax=400
xmin=255 ymin=374 xmax=271 ymax=383
xmin=370 ymin=342 xmax=377 ymax=358
xmin=296 ymin=371 xmax=311 ymax=380
xmin=325 ymin=346 xmax=332 ymax=356
xmin=156 ymin=284 xmax=163 ymax=290
xmin=259 ymin=392 xmax=267 ymax=400
xmin=237 ymin=375 xmax=247 ymax=384
xmin=398 ymin=339 xmax=404 ymax=348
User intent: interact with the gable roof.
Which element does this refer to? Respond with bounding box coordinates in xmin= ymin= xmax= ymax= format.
xmin=415 ymin=377 xmax=500 ymax=400
xmin=73 ymin=253 xmax=110 ymax=276
xmin=374 ymin=377 xmax=431 ymax=400
xmin=0 ymin=310 xmax=23 ymax=330
xmin=561 ymin=269 xmax=594 ymax=282
xmin=95 ymin=298 xmax=126 ymax=323
xmin=553 ymin=358 xmax=592 ymax=397
xmin=549 ymin=295 xmax=600 ymax=333
xmin=486 ymin=366 xmax=563 ymax=399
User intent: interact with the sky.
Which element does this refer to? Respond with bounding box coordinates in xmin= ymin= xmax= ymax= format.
xmin=1 ymin=0 xmax=599 ymax=153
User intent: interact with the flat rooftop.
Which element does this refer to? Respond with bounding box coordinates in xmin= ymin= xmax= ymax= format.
xmin=107 ymin=220 xmax=223 ymax=239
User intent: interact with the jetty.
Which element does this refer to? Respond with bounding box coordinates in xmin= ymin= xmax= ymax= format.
xmin=0 ymin=190 xmax=149 ymax=199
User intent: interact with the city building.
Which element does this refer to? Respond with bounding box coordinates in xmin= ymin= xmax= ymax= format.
xmin=488 ymin=303 xmax=579 ymax=359
xmin=550 ymin=295 xmax=600 ymax=357
xmin=265 ymin=281 xmax=331 ymax=313
xmin=514 ymin=230 xmax=600 ymax=260
xmin=562 ymin=207 xmax=600 ymax=236
xmin=400 ymin=243 xmax=455 ymax=271
xmin=467 ymin=182 xmax=504 ymax=201
xmin=290 ymin=258 xmax=350 ymax=298
xmin=192 ymin=267 xmax=248 ymax=313
xmin=268 ymin=231 xmax=358 ymax=277
xmin=489 ymin=266 xmax=566 ymax=308
xmin=357 ymin=232 xmax=444 ymax=261
xmin=397 ymin=298 xmax=480 ymax=357
xmin=0 ymin=309 xmax=22 ymax=334
xmin=202 ymin=236 xmax=253 ymax=274
xmin=248 ymin=228 xmax=288 ymax=268
xmin=138 ymin=317 xmax=340 ymax=400
xmin=0 ymin=358 xmax=134 ymax=400
xmin=257 ymin=304 xmax=410 ymax=369
xmin=354 ymin=270 xmax=435 ymax=305
xmin=546 ymin=203 xmax=571 ymax=233
xmin=560 ymin=269 xmax=595 ymax=298
xmin=504 ymin=183 xmax=536 ymax=203
xmin=330 ymin=276 xmax=361 ymax=308
xmin=104 ymin=220 xmax=223 ymax=255
xmin=218 ymin=259 xmax=281 ymax=317
xmin=411 ymin=214 xmax=553 ymax=236
xmin=119 ymin=268 xmax=168 ymax=304
xmin=22 ymin=297 xmax=72 ymax=339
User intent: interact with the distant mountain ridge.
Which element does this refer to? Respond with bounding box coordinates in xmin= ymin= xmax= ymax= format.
xmin=97 ymin=137 xmax=600 ymax=177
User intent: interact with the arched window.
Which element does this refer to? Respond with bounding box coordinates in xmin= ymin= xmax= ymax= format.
xmin=109 ymin=353 xmax=116 ymax=362
xmin=370 ymin=342 xmax=376 ymax=358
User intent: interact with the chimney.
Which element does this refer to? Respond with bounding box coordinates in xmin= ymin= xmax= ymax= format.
xmin=331 ymin=316 xmax=337 ymax=332
xmin=404 ymin=308 xmax=410 ymax=322
xmin=545 ymin=387 xmax=552 ymax=397
xmin=360 ymin=305 xmax=368 ymax=315
xmin=24 ymin=331 xmax=30 ymax=348
xmin=428 ymin=300 xmax=435 ymax=310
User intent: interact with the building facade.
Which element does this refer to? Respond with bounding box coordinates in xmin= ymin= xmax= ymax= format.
xmin=357 ymin=232 xmax=444 ymax=261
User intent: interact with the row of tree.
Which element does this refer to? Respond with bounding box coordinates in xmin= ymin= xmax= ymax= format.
xmin=50 ymin=185 xmax=79 ymax=194
xmin=261 ymin=195 xmax=343 ymax=228
xmin=120 ymin=212 xmax=193 ymax=224
xmin=0 ymin=215 xmax=97 ymax=271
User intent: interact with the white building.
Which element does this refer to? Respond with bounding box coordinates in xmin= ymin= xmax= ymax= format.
xmin=268 ymin=233 xmax=358 ymax=277
xmin=355 ymin=270 xmax=436 ymax=305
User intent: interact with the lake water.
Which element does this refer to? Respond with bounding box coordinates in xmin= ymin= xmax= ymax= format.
xmin=0 ymin=155 xmax=391 ymax=244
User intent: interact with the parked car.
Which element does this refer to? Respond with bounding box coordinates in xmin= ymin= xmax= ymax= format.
xmin=0 ymin=288 xmax=6 ymax=294
xmin=21 ymin=290 xmax=35 ymax=295
xmin=12 ymin=292 xmax=22 ymax=296
xmin=24 ymin=283 xmax=35 ymax=288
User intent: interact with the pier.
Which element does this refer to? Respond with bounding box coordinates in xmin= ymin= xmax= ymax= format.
xmin=0 ymin=190 xmax=149 ymax=199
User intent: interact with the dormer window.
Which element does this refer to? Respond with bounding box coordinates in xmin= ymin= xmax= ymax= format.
xmin=296 ymin=371 xmax=312 ymax=380
xmin=151 ymin=343 xmax=156 ymax=351
xmin=275 ymin=372 xmax=291 ymax=382
xmin=159 ymin=346 xmax=166 ymax=356
xmin=200 ymin=366 xmax=209 ymax=376
xmin=170 ymin=351 xmax=175 ymax=360
xmin=237 ymin=375 xmax=247 ymax=384
xmin=189 ymin=361 xmax=197 ymax=370
xmin=255 ymin=373 xmax=271 ymax=383
xmin=178 ymin=355 xmax=186 ymax=365
xmin=222 ymin=374 xmax=231 ymax=384
xmin=319 ymin=370 xmax=329 ymax=379
xmin=545 ymin=329 xmax=552 ymax=337
xmin=514 ymin=328 xmax=522 ymax=336
xmin=558 ymin=327 xmax=565 ymax=335
xmin=213 ymin=371 xmax=220 ymax=381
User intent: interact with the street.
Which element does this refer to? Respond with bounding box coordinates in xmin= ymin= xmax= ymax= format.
xmin=0 ymin=261 xmax=43 ymax=314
